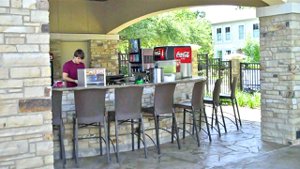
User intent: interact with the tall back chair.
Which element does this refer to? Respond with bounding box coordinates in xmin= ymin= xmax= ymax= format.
xmin=52 ymin=90 xmax=66 ymax=167
xmin=175 ymin=80 xmax=211 ymax=146
xmin=143 ymin=82 xmax=180 ymax=154
xmin=204 ymin=78 xmax=226 ymax=137
xmin=109 ymin=86 xmax=147 ymax=163
xmin=73 ymin=89 xmax=109 ymax=166
xmin=154 ymin=83 xmax=176 ymax=115
xmin=220 ymin=76 xmax=242 ymax=130
xmin=115 ymin=86 xmax=143 ymax=120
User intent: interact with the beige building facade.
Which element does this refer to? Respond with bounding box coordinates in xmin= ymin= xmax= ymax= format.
xmin=0 ymin=0 xmax=299 ymax=168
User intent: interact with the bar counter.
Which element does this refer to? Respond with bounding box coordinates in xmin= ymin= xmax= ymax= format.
xmin=52 ymin=76 xmax=206 ymax=159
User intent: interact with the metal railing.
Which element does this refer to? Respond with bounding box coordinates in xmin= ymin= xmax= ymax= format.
xmin=240 ymin=62 xmax=260 ymax=92
xmin=198 ymin=54 xmax=232 ymax=95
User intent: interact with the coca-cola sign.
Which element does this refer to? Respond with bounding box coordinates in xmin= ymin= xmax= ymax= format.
xmin=176 ymin=51 xmax=190 ymax=58
xmin=174 ymin=47 xmax=192 ymax=63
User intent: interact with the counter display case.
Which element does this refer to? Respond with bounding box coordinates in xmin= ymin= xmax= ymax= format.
xmin=77 ymin=68 xmax=106 ymax=87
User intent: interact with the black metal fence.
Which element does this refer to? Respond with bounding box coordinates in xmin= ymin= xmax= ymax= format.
xmin=240 ymin=62 xmax=260 ymax=92
xmin=198 ymin=54 xmax=232 ymax=95
xmin=118 ymin=52 xmax=129 ymax=75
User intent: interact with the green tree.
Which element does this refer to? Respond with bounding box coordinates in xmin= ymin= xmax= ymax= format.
xmin=242 ymin=37 xmax=260 ymax=62
xmin=118 ymin=9 xmax=212 ymax=56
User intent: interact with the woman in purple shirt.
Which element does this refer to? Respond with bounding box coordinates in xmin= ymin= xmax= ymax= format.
xmin=62 ymin=49 xmax=85 ymax=87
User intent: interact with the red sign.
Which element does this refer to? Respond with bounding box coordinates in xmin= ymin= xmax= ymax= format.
xmin=174 ymin=47 xmax=192 ymax=63
xmin=154 ymin=47 xmax=165 ymax=60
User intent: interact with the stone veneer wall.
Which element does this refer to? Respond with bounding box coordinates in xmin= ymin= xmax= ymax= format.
xmin=0 ymin=0 xmax=53 ymax=169
xmin=260 ymin=13 xmax=300 ymax=144
xmin=89 ymin=40 xmax=119 ymax=75
xmin=54 ymin=82 xmax=194 ymax=159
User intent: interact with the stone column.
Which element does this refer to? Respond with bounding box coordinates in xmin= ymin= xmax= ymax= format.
xmin=257 ymin=2 xmax=300 ymax=145
xmin=89 ymin=39 xmax=119 ymax=75
xmin=0 ymin=0 xmax=53 ymax=168
xmin=230 ymin=57 xmax=244 ymax=88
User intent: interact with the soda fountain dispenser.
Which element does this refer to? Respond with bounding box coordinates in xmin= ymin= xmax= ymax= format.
xmin=153 ymin=45 xmax=193 ymax=79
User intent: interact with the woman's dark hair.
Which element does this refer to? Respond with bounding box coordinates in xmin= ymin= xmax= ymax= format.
xmin=74 ymin=49 xmax=85 ymax=59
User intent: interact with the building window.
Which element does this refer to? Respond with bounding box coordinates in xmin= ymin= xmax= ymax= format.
xmin=225 ymin=27 xmax=231 ymax=41
xmin=217 ymin=28 xmax=222 ymax=42
xmin=226 ymin=50 xmax=231 ymax=55
xmin=238 ymin=25 xmax=244 ymax=40
xmin=217 ymin=50 xmax=222 ymax=58
xmin=253 ymin=23 xmax=259 ymax=38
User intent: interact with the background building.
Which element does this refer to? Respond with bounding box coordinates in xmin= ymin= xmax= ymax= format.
xmin=203 ymin=6 xmax=259 ymax=59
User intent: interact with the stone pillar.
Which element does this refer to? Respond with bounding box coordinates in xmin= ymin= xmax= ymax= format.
xmin=231 ymin=58 xmax=243 ymax=88
xmin=257 ymin=2 xmax=300 ymax=145
xmin=191 ymin=45 xmax=200 ymax=76
xmin=0 ymin=0 xmax=53 ymax=168
xmin=90 ymin=39 xmax=119 ymax=75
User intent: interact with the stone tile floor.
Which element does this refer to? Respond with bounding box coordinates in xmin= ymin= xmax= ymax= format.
xmin=55 ymin=106 xmax=300 ymax=169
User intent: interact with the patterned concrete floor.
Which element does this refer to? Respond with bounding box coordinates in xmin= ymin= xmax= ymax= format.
xmin=55 ymin=106 xmax=300 ymax=169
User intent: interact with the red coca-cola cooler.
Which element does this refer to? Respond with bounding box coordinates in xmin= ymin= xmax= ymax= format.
xmin=154 ymin=46 xmax=192 ymax=78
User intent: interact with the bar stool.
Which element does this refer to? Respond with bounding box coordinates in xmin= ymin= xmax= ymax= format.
xmin=108 ymin=86 xmax=147 ymax=163
xmin=73 ymin=89 xmax=109 ymax=166
xmin=52 ymin=90 xmax=66 ymax=167
xmin=174 ymin=80 xmax=211 ymax=145
xmin=204 ymin=78 xmax=226 ymax=137
xmin=220 ymin=77 xmax=242 ymax=130
xmin=142 ymin=82 xmax=180 ymax=154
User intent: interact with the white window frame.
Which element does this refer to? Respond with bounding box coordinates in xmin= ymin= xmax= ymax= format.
xmin=238 ymin=25 xmax=245 ymax=40
xmin=226 ymin=50 xmax=232 ymax=55
xmin=216 ymin=50 xmax=223 ymax=58
xmin=225 ymin=26 xmax=231 ymax=41
xmin=216 ymin=28 xmax=222 ymax=42
xmin=253 ymin=23 xmax=259 ymax=38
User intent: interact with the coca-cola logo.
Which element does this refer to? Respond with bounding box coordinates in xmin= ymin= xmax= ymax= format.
xmin=176 ymin=51 xmax=190 ymax=58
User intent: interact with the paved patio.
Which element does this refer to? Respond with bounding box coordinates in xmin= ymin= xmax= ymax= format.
xmin=55 ymin=106 xmax=300 ymax=169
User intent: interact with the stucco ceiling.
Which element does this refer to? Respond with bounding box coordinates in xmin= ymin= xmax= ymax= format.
xmin=50 ymin=0 xmax=286 ymax=35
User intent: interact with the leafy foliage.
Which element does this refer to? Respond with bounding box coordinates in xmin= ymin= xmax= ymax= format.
xmin=236 ymin=90 xmax=260 ymax=109
xmin=242 ymin=37 xmax=260 ymax=62
xmin=118 ymin=9 xmax=213 ymax=56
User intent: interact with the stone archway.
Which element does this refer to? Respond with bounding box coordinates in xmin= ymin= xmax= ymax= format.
xmin=1 ymin=0 xmax=298 ymax=168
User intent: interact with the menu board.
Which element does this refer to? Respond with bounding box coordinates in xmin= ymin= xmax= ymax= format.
xmin=129 ymin=39 xmax=140 ymax=53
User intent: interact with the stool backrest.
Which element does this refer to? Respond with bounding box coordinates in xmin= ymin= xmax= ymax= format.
xmin=115 ymin=86 xmax=144 ymax=121
xmin=231 ymin=77 xmax=238 ymax=98
xmin=74 ymin=89 xmax=107 ymax=124
xmin=154 ymin=82 xmax=176 ymax=115
xmin=191 ymin=80 xmax=206 ymax=110
xmin=52 ymin=90 xmax=63 ymax=126
xmin=213 ymin=78 xmax=222 ymax=105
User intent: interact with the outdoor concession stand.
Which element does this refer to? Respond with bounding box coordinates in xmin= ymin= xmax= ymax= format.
xmin=52 ymin=76 xmax=206 ymax=159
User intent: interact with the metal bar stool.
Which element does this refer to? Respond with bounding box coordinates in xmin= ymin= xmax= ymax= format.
xmin=220 ymin=76 xmax=242 ymax=130
xmin=52 ymin=90 xmax=66 ymax=168
xmin=108 ymin=86 xmax=147 ymax=163
xmin=73 ymin=89 xmax=109 ymax=167
xmin=204 ymin=78 xmax=227 ymax=137
xmin=175 ymin=80 xmax=211 ymax=145
xmin=142 ymin=82 xmax=181 ymax=154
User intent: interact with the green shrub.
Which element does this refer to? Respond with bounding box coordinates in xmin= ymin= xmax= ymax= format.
xmin=236 ymin=90 xmax=260 ymax=109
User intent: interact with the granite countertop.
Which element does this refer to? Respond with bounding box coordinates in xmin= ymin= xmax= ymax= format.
xmin=52 ymin=76 xmax=206 ymax=91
